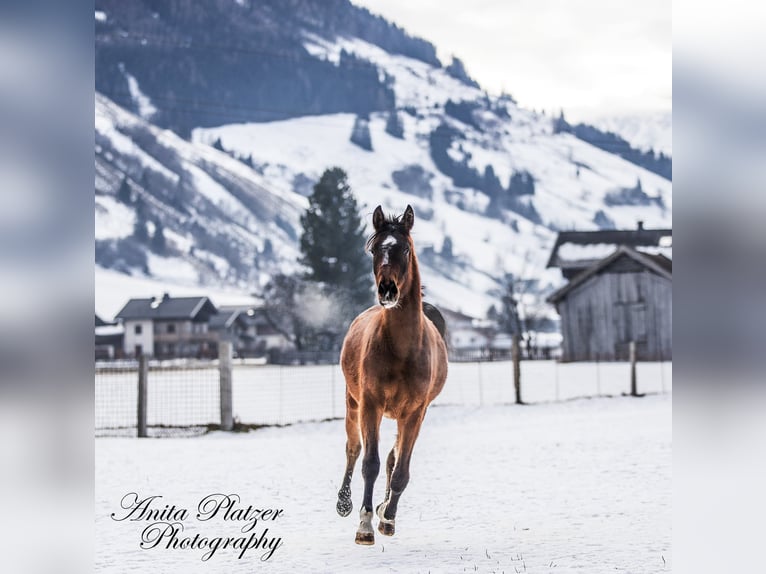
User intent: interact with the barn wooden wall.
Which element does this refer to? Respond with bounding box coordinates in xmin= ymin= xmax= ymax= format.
xmin=559 ymin=270 xmax=672 ymax=361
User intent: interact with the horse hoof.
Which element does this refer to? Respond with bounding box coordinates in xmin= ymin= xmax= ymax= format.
xmin=355 ymin=531 xmax=375 ymax=545
xmin=337 ymin=498 xmax=352 ymax=517
xmin=376 ymin=502 xmax=395 ymax=536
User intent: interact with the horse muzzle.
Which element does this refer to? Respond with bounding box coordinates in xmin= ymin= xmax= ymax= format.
xmin=377 ymin=279 xmax=399 ymax=309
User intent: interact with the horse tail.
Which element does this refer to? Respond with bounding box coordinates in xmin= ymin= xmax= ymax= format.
xmin=422 ymin=302 xmax=447 ymax=343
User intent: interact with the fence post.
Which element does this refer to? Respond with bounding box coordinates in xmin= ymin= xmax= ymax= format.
xmin=137 ymin=354 xmax=148 ymax=438
xmin=512 ymin=334 xmax=523 ymax=404
xmin=219 ymin=341 xmax=234 ymax=431
xmin=629 ymin=341 xmax=638 ymax=397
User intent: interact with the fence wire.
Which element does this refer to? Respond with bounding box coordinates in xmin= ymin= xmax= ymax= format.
xmin=95 ymin=359 xmax=672 ymax=437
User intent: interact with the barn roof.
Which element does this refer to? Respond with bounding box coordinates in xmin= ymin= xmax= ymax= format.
xmin=546 ymin=246 xmax=672 ymax=304
xmin=116 ymin=294 xmax=218 ymax=321
xmin=546 ymin=224 xmax=672 ymax=269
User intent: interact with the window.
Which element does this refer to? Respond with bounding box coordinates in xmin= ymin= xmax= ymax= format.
xmin=167 ymin=323 xmax=176 ymax=334
xmin=134 ymin=324 xmax=142 ymax=335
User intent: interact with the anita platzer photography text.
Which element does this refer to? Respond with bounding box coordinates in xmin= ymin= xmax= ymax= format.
xmin=110 ymin=493 xmax=284 ymax=562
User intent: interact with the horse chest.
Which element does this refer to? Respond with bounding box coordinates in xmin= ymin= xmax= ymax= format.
xmin=362 ymin=351 xmax=430 ymax=404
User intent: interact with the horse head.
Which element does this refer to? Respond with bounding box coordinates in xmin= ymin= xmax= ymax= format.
xmin=368 ymin=205 xmax=415 ymax=309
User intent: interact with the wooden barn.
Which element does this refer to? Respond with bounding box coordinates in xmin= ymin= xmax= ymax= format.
xmin=546 ymin=226 xmax=672 ymax=362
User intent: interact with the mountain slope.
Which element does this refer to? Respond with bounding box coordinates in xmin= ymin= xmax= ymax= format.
xmin=94 ymin=1 xmax=671 ymax=321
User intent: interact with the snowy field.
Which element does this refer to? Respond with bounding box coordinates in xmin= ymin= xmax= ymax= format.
xmin=95 ymin=393 xmax=672 ymax=573
xmin=95 ymin=360 xmax=672 ymax=433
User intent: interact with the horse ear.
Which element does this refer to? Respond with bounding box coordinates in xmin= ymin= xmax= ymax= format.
xmin=403 ymin=204 xmax=414 ymax=232
xmin=373 ymin=205 xmax=385 ymax=231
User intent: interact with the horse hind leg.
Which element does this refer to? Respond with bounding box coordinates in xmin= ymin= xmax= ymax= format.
xmin=376 ymin=445 xmax=396 ymax=536
xmin=377 ymin=411 xmax=424 ymax=537
xmin=337 ymin=394 xmax=361 ymax=517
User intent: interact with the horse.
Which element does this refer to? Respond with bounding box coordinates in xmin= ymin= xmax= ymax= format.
xmin=336 ymin=204 xmax=448 ymax=545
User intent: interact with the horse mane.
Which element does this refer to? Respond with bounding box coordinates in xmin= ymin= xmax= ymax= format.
xmin=422 ymin=301 xmax=448 ymax=344
xmin=365 ymin=213 xmax=410 ymax=253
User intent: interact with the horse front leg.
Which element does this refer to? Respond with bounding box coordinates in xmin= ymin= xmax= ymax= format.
xmin=376 ymin=410 xmax=424 ymax=537
xmin=337 ymin=393 xmax=361 ymax=517
xmin=355 ymin=404 xmax=383 ymax=545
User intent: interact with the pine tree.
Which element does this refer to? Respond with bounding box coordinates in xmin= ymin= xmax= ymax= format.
xmin=300 ymin=167 xmax=373 ymax=309
xmin=151 ymin=220 xmax=167 ymax=254
xmin=441 ymin=235 xmax=454 ymax=260
xmin=117 ymin=176 xmax=132 ymax=204
xmin=132 ymin=198 xmax=149 ymax=243
xmin=385 ymin=109 xmax=404 ymax=139
xmin=350 ymin=116 xmax=373 ymax=151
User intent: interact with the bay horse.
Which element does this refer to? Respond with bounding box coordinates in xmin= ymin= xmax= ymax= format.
xmin=336 ymin=204 xmax=448 ymax=545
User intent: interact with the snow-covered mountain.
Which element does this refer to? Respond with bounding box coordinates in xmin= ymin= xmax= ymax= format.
xmin=586 ymin=111 xmax=672 ymax=156
xmin=94 ymin=0 xmax=671 ymax=321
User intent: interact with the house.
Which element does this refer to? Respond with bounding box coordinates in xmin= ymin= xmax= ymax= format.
xmin=95 ymin=314 xmax=124 ymax=360
xmin=208 ymin=306 xmax=258 ymax=357
xmin=115 ymin=294 xmax=218 ymax=358
xmin=248 ymin=307 xmax=293 ymax=353
xmin=547 ymin=232 xmax=672 ymax=362
xmin=436 ymin=308 xmax=482 ymax=351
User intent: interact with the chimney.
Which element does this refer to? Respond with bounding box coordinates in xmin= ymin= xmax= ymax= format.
xmin=637 ymin=221 xmax=644 ymax=231
xmin=162 ymin=292 xmax=170 ymax=301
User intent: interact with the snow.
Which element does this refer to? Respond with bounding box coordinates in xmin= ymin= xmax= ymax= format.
xmin=557 ymin=243 xmax=618 ymax=262
xmin=95 ymin=10 xmax=107 ymax=22
xmin=95 ymin=392 xmax=672 ymax=572
xmin=95 ymin=195 xmax=135 ymax=240
xmin=145 ymin=253 xmax=201 ymax=285
xmin=119 ymin=64 xmax=158 ymax=120
xmin=586 ymin=111 xmax=672 ymax=156
xmin=95 ymin=266 xmax=259 ymax=322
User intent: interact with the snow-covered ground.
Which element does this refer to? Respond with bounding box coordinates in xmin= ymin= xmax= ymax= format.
xmin=95 ymin=393 xmax=672 ymax=573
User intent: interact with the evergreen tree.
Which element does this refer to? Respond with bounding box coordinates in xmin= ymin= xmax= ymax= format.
xmin=385 ymin=109 xmax=404 ymax=139
xmin=152 ymin=220 xmax=167 ymax=254
xmin=261 ymin=238 xmax=274 ymax=259
xmin=132 ymin=198 xmax=149 ymax=243
xmin=441 ymin=235 xmax=454 ymax=260
xmin=482 ymin=165 xmax=503 ymax=197
xmin=299 ymin=167 xmax=373 ymax=310
xmin=117 ymin=176 xmax=132 ymax=204
xmin=350 ymin=115 xmax=373 ymax=151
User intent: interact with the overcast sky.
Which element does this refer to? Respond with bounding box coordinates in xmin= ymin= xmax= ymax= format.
xmin=352 ymin=0 xmax=671 ymax=122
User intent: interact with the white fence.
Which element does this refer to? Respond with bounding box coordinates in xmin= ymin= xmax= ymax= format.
xmin=95 ymin=359 xmax=671 ymax=437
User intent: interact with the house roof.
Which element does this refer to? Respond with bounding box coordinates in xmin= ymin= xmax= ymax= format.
xmin=546 ymin=246 xmax=672 ymax=304
xmin=115 ymin=295 xmax=218 ymax=321
xmin=208 ymin=308 xmax=251 ymax=329
xmin=546 ymin=225 xmax=672 ymax=269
